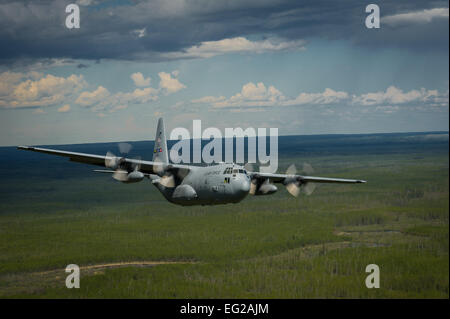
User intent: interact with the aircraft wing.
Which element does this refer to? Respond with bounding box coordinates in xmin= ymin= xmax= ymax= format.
xmin=17 ymin=146 xmax=191 ymax=176
xmin=248 ymin=171 xmax=366 ymax=184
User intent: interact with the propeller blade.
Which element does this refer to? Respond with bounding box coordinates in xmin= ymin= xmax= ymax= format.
xmin=159 ymin=174 xmax=175 ymax=188
xmin=112 ymin=169 xmax=128 ymax=182
xmin=118 ymin=142 xmax=132 ymax=154
xmin=302 ymin=182 xmax=317 ymax=195
xmin=286 ymin=164 xmax=297 ymax=176
xmin=131 ymin=156 xmax=142 ymax=171
xmin=105 ymin=151 xmax=118 ymax=168
xmin=284 ymin=162 xmax=317 ymax=196
xmin=286 ymin=182 xmax=300 ymax=197
xmin=302 ymin=163 xmax=314 ymax=175
xmin=285 ymin=164 xmax=300 ymax=196
xmin=249 ymin=180 xmax=257 ymax=195
xmin=153 ymin=161 xmax=164 ymax=175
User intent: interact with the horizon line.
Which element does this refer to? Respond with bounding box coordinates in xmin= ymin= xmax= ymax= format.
xmin=1 ymin=130 xmax=448 ymax=148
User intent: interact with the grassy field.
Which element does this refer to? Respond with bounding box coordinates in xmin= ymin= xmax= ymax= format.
xmin=0 ymin=134 xmax=448 ymax=298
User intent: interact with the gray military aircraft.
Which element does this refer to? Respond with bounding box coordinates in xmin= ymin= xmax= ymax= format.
xmin=18 ymin=118 xmax=365 ymax=206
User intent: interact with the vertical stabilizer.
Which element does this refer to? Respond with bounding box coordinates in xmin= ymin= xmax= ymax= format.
xmin=153 ymin=118 xmax=169 ymax=164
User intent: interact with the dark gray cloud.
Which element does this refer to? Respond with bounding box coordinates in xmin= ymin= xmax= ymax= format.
xmin=76 ymin=63 xmax=89 ymax=68
xmin=0 ymin=0 xmax=448 ymax=64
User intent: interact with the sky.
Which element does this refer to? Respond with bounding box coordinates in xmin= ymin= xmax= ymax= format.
xmin=0 ymin=0 xmax=448 ymax=146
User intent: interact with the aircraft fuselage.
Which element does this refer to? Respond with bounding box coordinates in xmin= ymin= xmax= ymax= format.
xmin=153 ymin=163 xmax=251 ymax=206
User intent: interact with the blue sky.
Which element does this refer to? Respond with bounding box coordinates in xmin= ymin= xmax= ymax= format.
xmin=0 ymin=0 xmax=448 ymax=146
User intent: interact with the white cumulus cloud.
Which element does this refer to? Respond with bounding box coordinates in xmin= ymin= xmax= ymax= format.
xmin=193 ymin=82 xmax=347 ymax=108
xmin=130 ymin=72 xmax=151 ymax=87
xmin=58 ymin=104 xmax=71 ymax=112
xmin=284 ymin=88 xmax=348 ymax=106
xmin=192 ymin=82 xmax=448 ymax=111
xmin=383 ymin=8 xmax=449 ymax=26
xmin=75 ymin=86 xmax=110 ymax=107
xmin=165 ymin=37 xmax=306 ymax=59
xmin=352 ymin=86 xmax=448 ymax=106
xmin=158 ymin=71 xmax=186 ymax=94
xmin=0 ymin=72 xmax=87 ymax=108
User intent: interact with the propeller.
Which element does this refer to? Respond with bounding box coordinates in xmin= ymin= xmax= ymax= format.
xmin=131 ymin=155 xmax=142 ymax=171
xmin=159 ymin=174 xmax=175 ymax=188
xmin=118 ymin=142 xmax=132 ymax=154
xmin=284 ymin=163 xmax=317 ymax=197
xmin=285 ymin=164 xmax=300 ymax=197
xmin=105 ymin=143 xmax=133 ymax=168
xmin=151 ymin=158 xmax=175 ymax=188
xmin=112 ymin=169 xmax=129 ymax=182
xmin=301 ymin=163 xmax=317 ymax=195
xmin=105 ymin=151 xmax=120 ymax=169
xmin=105 ymin=143 xmax=141 ymax=182
xmin=244 ymin=163 xmax=258 ymax=195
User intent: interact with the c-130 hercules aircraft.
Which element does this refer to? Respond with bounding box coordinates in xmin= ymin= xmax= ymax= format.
xmin=18 ymin=118 xmax=365 ymax=206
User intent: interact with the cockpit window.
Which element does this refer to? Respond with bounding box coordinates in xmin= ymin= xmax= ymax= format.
xmin=224 ymin=167 xmax=232 ymax=174
xmin=233 ymin=169 xmax=238 ymax=174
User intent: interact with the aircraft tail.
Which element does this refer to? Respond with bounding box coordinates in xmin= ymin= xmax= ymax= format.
xmin=152 ymin=118 xmax=169 ymax=164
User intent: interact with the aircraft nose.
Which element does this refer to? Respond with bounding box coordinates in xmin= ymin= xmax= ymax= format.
xmin=240 ymin=179 xmax=250 ymax=193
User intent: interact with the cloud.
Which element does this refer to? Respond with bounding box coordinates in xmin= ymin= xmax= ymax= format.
xmin=214 ymin=82 xmax=285 ymax=107
xmin=131 ymin=27 xmax=147 ymax=38
xmin=284 ymin=88 xmax=348 ymax=106
xmin=75 ymin=84 xmax=159 ymax=112
xmin=384 ymin=8 xmax=449 ymax=26
xmin=0 ymin=72 xmax=87 ymax=108
xmin=32 ymin=108 xmax=45 ymax=114
xmin=75 ymin=86 xmax=110 ymax=107
xmin=165 ymin=37 xmax=306 ymax=59
xmin=352 ymin=86 xmax=448 ymax=106
xmin=194 ymin=82 xmax=348 ymax=108
xmin=0 ymin=1 xmax=447 ymax=63
xmin=374 ymin=105 xmax=400 ymax=114
xmin=193 ymin=82 xmax=449 ymax=110
xmin=0 ymin=71 xmax=25 ymax=96
xmin=110 ymin=104 xmax=128 ymax=112
xmin=76 ymin=0 xmax=95 ymax=6
xmin=47 ymin=70 xmax=185 ymax=112
xmin=191 ymin=96 xmax=226 ymax=104
xmin=75 ymin=70 xmax=184 ymax=112
xmin=77 ymin=63 xmax=89 ymax=69
xmin=130 ymin=72 xmax=151 ymax=87
xmin=116 ymin=87 xmax=159 ymax=104
xmin=158 ymin=71 xmax=186 ymax=94
xmin=58 ymin=104 xmax=71 ymax=112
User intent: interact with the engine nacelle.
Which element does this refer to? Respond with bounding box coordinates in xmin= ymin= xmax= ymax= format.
xmin=120 ymin=170 xmax=144 ymax=183
xmin=255 ymin=183 xmax=277 ymax=195
xmin=172 ymin=184 xmax=197 ymax=200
